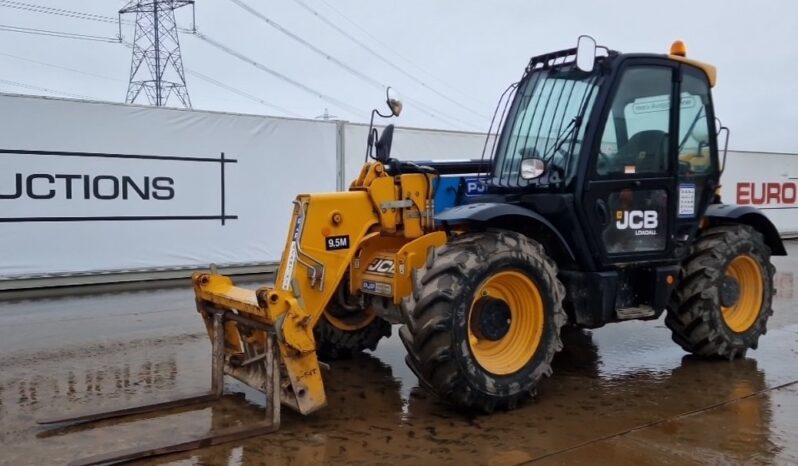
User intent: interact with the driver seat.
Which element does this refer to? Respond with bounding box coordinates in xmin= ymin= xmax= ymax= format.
xmin=616 ymin=130 xmax=669 ymax=173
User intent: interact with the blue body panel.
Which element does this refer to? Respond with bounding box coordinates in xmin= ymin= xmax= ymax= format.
xmin=433 ymin=177 xmax=461 ymax=214
xmin=433 ymin=176 xmax=489 ymax=215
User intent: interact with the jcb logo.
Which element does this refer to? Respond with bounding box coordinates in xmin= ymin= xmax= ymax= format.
xmin=366 ymin=258 xmax=395 ymax=275
xmin=615 ymin=210 xmax=658 ymax=230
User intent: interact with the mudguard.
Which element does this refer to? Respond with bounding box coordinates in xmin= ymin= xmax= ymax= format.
xmin=435 ymin=202 xmax=575 ymax=261
xmin=705 ymin=204 xmax=787 ymax=255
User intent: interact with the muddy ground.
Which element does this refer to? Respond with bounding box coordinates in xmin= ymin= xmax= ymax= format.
xmin=1 ymin=243 xmax=797 ymax=465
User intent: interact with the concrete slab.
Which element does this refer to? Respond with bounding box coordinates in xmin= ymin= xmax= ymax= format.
xmin=0 ymin=243 xmax=795 ymax=465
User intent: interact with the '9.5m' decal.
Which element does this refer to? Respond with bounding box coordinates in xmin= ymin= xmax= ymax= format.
xmin=325 ymin=235 xmax=350 ymax=251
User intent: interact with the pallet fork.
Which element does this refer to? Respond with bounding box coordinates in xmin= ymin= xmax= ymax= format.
xmin=38 ymin=307 xmax=281 ymax=466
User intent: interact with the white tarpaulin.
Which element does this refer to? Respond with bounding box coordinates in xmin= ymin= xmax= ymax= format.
xmin=721 ymin=150 xmax=798 ymax=236
xmin=0 ymin=94 xmax=337 ymax=278
xmin=1 ymin=93 xmax=794 ymax=281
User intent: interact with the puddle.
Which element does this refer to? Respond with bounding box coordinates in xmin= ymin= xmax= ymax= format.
xmin=0 ymin=244 xmax=796 ymax=465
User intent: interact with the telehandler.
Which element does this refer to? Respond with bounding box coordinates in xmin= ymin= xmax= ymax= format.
xmin=42 ymin=37 xmax=785 ymax=465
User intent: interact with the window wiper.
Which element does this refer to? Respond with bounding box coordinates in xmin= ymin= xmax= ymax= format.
xmin=541 ymin=116 xmax=581 ymax=169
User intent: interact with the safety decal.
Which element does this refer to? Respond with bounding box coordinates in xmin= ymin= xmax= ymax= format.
xmin=678 ymin=183 xmax=696 ymax=218
xmin=281 ymin=213 xmax=303 ymax=291
xmin=361 ymin=280 xmax=392 ymax=296
xmin=325 ymin=235 xmax=350 ymax=251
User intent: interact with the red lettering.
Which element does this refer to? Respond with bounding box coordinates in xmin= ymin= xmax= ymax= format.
xmin=736 ymin=182 xmax=751 ymax=204
xmin=783 ymin=182 xmax=797 ymax=204
xmin=766 ymin=183 xmax=781 ymax=204
xmin=751 ymin=183 xmax=766 ymax=205
xmin=735 ymin=182 xmax=798 ymax=205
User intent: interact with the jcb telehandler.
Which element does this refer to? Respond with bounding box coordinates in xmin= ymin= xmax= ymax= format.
xmin=43 ymin=37 xmax=785 ymax=465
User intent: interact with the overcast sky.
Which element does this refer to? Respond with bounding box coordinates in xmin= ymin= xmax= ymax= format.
xmin=0 ymin=0 xmax=796 ymax=153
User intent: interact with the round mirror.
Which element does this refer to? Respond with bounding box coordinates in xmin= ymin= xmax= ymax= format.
xmin=386 ymin=87 xmax=403 ymax=116
xmin=520 ymin=158 xmax=546 ymax=180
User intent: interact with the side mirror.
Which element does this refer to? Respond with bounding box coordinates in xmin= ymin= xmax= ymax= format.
xmin=575 ymin=35 xmax=596 ymax=73
xmin=520 ymin=158 xmax=546 ymax=180
xmin=375 ymin=124 xmax=395 ymax=162
xmin=386 ymin=87 xmax=403 ymax=116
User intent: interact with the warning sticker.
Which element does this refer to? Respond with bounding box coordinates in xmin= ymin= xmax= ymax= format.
xmin=281 ymin=213 xmax=303 ymax=290
xmin=678 ymin=183 xmax=696 ymax=218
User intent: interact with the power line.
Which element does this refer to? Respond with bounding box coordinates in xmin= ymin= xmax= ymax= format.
xmin=1 ymin=35 xmax=317 ymax=118
xmin=186 ymin=69 xmax=302 ymax=117
xmin=192 ymin=32 xmax=365 ymax=117
xmin=229 ymin=0 xmax=481 ymax=130
xmin=0 ymin=25 xmax=314 ymax=122
xmin=0 ymin=24 xmax=120 ymax=42
xmin=0 ymin=0 xmax=123 ymax=24
xmin=291 ymin=0 xmax=488 ymax=121
xmin=230 ymin=0 xmax=474 ymax=129
xmin=0 ymin=0 xmax=482 ymax=128
xmin=0 ymin=2 xmax=343 ymax=118
xmin=123 ymin=39 xmax=303 ymax=116
xmin=229 ymin=0 xmax=374 ymax=85
xmin=0 ymin=1 xmax=195 ymax=33
xmin=315 ymin=0 xmax=488 ymax=108
xmin=0 ymin=78 xmax=95 ymax=100
xmin=0 ymin=48 xmax=303 ymax=117
xmin=0 ymin=51 xmax=123 ymax=82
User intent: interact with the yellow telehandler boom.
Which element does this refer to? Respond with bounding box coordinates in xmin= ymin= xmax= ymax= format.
xmin=193 ymin=159 xmax=444 ymax=416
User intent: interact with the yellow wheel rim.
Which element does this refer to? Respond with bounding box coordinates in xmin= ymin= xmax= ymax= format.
xmin=467 ymin=270 xmax=544 ymax=375
xmin=721 ymin=255 xmax=764 ymax=333
xmin=323 ymin=308 xmax=377 ymax=332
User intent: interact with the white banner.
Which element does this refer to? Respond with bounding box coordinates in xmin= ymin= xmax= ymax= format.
xmin=1 ymin=93 xmax=794 ymax=280
xmin=720 ymin=150 xmax=798 ymax=236
xmin=0 ymin=94 xmax=337 ymax=278
xmin=0 ymin=152 xmax=220 ymax=218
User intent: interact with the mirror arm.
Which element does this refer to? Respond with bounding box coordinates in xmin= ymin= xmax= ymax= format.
xmin=365 ymin=87 xmax=403 ymax=162
xmin=718 ymin=125 xmax=730 ymax=174
xmin=365 ymin=109 xmax=379 ymax=162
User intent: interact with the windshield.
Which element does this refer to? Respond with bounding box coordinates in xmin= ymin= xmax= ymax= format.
xmin=492 ymin=66 xmax=600 ymax=187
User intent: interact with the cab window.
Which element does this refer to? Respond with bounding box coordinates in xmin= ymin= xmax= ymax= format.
xmin=596 ymin=67 xmax=674 ymax=176
xmin=677 ymin=69 xmax=714 ymax=174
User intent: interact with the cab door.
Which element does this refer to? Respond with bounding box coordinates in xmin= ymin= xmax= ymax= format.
xmin=581 ymin=60 xmax=679 ymax=265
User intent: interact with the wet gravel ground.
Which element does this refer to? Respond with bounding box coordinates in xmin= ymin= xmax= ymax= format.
xmin=1 ymin=242 xmax=797 ymax=466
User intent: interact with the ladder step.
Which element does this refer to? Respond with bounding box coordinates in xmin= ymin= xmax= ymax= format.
xmin=616 ymin=306 xmax=656 ymax=320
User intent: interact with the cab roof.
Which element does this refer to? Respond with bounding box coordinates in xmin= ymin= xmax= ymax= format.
xmin=525 ymin=45 xmax=717 ymax=88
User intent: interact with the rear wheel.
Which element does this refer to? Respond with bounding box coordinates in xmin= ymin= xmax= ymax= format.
xmin=314 ymin=282 xmax=391 ymax=361
xmin=400 ymin=230 xmax=566 ymax=412
xmin=665 ymin=224 xmax=774 ymax=359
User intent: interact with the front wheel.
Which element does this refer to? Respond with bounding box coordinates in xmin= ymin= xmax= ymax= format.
xmin=400 ymin=230 xmax=566 ymax=412
xmin=665 ymin=224 xmax=775 ymax=359
xmin=314 ymin=281 xmax=391 ymax=361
